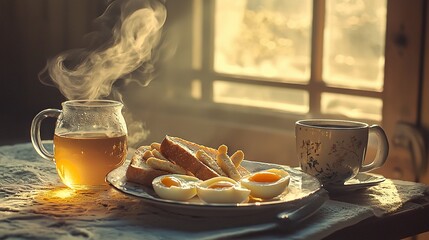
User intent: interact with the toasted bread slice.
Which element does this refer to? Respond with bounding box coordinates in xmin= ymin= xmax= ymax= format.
xmin=170 ymin=137 xmax=249 ymax=176
xmin=128 ymin=136 xmax=251 ymax=187
xmin=160 ymin=136 xmax=220 ymax=180
xmin=126 ymin=148 xmax=169 ymax=187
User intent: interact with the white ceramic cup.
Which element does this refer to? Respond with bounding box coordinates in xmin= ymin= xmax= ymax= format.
xmin=295 ymin=119 xmax=389 ymax=185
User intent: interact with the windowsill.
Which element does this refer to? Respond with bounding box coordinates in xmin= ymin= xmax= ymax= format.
xmin=123 ymin=83 xmax=380 ymax=166
xmin=125 ymin=91 xmax=300 ymax=165
xmin=129 ymin=94 xmax=303 ymax=132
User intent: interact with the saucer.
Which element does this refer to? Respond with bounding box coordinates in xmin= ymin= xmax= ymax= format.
xmin=324 ymin=172 xmax=386 ymax=193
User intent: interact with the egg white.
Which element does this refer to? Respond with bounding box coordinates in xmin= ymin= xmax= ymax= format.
xmin=152 ymin=174 xmax=201 ymax=201
xmin=196 ymin=177 xmax=250 ymax=204
xmin=240 ymin=168 xmax=290 ymax=199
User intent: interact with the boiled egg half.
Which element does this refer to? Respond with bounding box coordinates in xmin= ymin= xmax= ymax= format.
xmin=240 ymin=168 xmax=290 ymax=199
xmin=196 ymin=177 xmax=250 ymax=204
xmin=152 ymin=174 xmax=201 ymax=201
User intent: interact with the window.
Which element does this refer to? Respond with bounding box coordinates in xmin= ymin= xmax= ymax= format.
xmin=191 ymin=0 xmax=386 ymax=122
xmin=133 ymin=0 xmax=425 ymax=183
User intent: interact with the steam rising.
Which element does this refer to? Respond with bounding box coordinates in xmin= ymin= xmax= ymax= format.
xmin=39 ymin=0 xmax=167 ymax=146
xmin=39 ymin=0 xmax=166 ymax=100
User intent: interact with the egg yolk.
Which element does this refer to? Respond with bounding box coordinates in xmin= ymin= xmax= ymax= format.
xmin=161 ymin=176 xmax=181 ymax=187
xmin=208 ymin=181 xmax=235 ymax=189
xmin=248 ymin=172 xmax=281 ymax=183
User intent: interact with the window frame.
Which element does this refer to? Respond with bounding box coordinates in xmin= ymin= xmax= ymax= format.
xmin=191 ymin=0 xmax=385 ymax=124
xmin=131 ymin=0 xmax=425 ymax=181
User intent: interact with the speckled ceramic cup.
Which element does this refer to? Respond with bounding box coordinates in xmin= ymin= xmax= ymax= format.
xmin=295 ymin=119 xmax=389 ymax=186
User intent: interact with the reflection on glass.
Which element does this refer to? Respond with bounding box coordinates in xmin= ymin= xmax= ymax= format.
xmin=321 ymin=93 xmax=382 ymax=121
xmin=323 ymin=0 xmax=387 ymax=91
xmin=213 ymin=80 xmax=309 ymax=113
xmin=214 ymin=0 xmax=312 ymax=81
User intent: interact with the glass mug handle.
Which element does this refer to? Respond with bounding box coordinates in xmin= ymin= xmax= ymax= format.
xmin=360 ymin=125 xmax=390 ymax=172
xmin=30 ymin=109 xmax=62 ymax=161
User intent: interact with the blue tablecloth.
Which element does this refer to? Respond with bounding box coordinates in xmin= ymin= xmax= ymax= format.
xmin=1 ymin=143 xmax=428 ymax=239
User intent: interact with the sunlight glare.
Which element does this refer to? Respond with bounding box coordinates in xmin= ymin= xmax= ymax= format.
xmin=51 ymin=188 xmax=76 ymax=199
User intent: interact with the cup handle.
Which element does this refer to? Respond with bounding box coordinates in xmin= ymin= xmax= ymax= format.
xmin=30 ymin=109 xmax=62 ymax=161
xmin=360 ymin=125 xmax=389 ymax=172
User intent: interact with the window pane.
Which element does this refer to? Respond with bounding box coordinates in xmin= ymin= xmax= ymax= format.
xmin=191 ymin=79 xmax=202 ymax=99
xmin=214 ymin=0 xmax=312 ymax=81
xmin=323 ymin=0 xmax=387 ymax=91
xmin=213 ymin=81 xmax=309 ymax=113
xmin=321 ymin=93 xmax=382 ymax=121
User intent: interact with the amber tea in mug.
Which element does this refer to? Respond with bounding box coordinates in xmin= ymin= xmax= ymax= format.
xmin=53 ymin=132 xmax=127 ymax=188
xmin=31 ymin=100 xmax=128 ymax=190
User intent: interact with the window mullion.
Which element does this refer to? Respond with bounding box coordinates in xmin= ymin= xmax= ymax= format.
xmin=200 ymin=0 xmax=215 ymax=103
xmin=309 ymin=0 xmax=325 ymax=116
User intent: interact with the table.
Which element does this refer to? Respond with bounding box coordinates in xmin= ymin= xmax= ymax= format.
xmin=1 ymin=142 xmax=429 ymax=239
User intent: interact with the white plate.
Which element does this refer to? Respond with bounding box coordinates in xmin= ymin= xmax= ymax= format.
xmin=107 ymin=160 xmax=324 ymax=217
xmin=324 ymin=172 xmax=386 ymax=193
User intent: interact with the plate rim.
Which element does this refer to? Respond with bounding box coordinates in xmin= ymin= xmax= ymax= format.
xmin=107 ymin=160 xmax=322 ymax=210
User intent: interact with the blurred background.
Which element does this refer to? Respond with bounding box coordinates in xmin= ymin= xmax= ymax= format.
xmin=1 ymin=0 xmax=429 ymax=221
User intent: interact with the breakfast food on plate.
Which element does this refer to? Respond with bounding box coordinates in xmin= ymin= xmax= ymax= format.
xmin=240 ymin=169 xmax=290 ymax=199
xmin=126 ymin=135 xmax=290 ymax=202
xmin=150 ymin=142 xmax=161 ymax=151
xmin=146 ymin=157 xmax=188 ymax=175
xmin=216 ymin=145 xmax=241 ymax=181
xmin=230 ymin=150 xmax=244 ymax=167
xmin=126 ymin=136 xmax=249 ymax=186
xmin=160 ymin=136 xmax=220 ymax=180
xmin=195 ymin=150 xmax=226 ymax=176
xmin=196 ymin=176 xmax=250 ymax=203
xmin=151 ymin=149 xmax=167 ymax=160
xmin=152 ymin=174 xmax=201 ymax=201
xmin=126 ymin=146 xmax=170 ymax=187
xmin=160 ymin=136 xmax=250 ymax=179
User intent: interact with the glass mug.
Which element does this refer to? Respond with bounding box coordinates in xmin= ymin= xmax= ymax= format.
xmin=31 ymin=100 xmax=128 ymax=190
